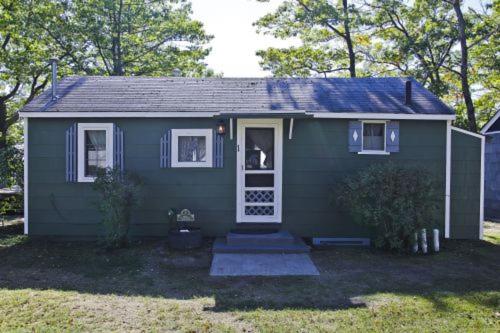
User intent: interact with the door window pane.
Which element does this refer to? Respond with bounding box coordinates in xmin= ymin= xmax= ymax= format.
xmin=178 ymin=136 xmax=206 ymax=162
xmin=85 ymin=130 xmax=107 ymax=177
xmin=245 ymin=174 xmax=274 ymax=187
xmin=245 ymin=128 xmax=274 ymax=170
xmin=363 ymin=123 xmax=385 ymax=151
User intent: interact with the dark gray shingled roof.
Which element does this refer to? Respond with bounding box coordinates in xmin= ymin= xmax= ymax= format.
xmin=21 ymin=76 xmax=454 ymax=115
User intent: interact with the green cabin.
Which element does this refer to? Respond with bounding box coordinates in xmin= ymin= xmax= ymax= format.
xmin=19 ymin=75 xmax=484 ymax=241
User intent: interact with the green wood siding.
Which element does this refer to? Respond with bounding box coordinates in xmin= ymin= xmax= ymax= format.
xmin=450 ymin=130 xmax=482 ymax=239
xmin=28 ymin=118 xmax=447 ymax=238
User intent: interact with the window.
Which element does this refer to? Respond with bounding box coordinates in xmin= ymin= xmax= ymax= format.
xmin=245 ymin=128 xmax=274 ymax=170
xmin=77 ymin=123 xmax=113 ymax=182
xmin=361 ymin=121 xmax=387 ymax=154
xmin=171 ymin=129 xmax=213 ymax=167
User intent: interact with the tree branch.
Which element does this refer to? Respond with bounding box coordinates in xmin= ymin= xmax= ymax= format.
xmin=296 ymin=0 xmax=346 ymax=38
xmin=0 ymin=81 xmax=21 ymax=103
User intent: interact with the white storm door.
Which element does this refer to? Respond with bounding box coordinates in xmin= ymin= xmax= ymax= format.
xmin=236 ymin=119 xmax=283 ymax=223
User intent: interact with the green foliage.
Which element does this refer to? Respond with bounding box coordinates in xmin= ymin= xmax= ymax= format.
xmin=335 ymin=163 xmax=440 ymax=251
xmin=43 ymin=0 xmax=213 ymax=77
xmin=256 ymin=45 xmax=351 ymax=77
xmin=255 ymin=0 xmax=497 ymax=131
xmin=254 ymin=0 xmax=366 ymax=77
xmin=0 ymin=145 xmax=23 ymax=188
xmin=0 ymin=0 xmax=67 ymax=148
xmin=92 ymin=168 xmax=143 ymax=248
xmin=369 ymin=0 xmax=457 ymax=97
xmin=0 ymin=145 xmax=23 ymax=214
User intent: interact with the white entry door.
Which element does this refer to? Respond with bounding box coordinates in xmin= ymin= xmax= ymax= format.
xmin=236 ymin=119 xmax=283 ymax=223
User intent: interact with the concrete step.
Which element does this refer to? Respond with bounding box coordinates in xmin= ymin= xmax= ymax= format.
xmin=226 ymin=230 xmax=295 ymax=246
xmin=212 ymin=237 xmax=310 ymax=254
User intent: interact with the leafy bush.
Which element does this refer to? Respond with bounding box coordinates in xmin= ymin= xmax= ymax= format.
xmin=334 ymin=163 xmax=440 ymax=251
xmin=0 ymin=146 xmax=23 ymax=189
xmin=0 ymin=146 xmax=24 ymax=214
xmin=92 ymin=168 xmax=143 ymax=248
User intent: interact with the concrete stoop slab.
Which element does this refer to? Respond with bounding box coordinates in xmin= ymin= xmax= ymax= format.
xmin=210 ymin=253 xmax=320 ymax=276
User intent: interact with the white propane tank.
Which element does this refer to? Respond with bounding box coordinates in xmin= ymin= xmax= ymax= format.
xmin=433 ymin=229 xmax=440 ymax=252
xmin=420 ymin=228 xmax=428 ymax=254
xmin=412 ymin=232 xmax=419 ymax=254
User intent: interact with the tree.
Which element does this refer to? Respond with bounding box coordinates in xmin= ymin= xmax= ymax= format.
xmin=368 ymin=0 xmax=457 ymax=97
xmin=442 ymin=0 xmax=498 ymax=132
xmin=254 ymin=0 xmax=367 ymax=78
xmin=469 ymin=3 xmax=499 ymax=127
xmin=0 ymin=0 xmax=67 ymax=148
xmin=44 ymin=0 xmax=213 ymax=77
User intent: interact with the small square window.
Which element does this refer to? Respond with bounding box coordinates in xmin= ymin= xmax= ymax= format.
xmin=171 ymin=129 xmax=213 ymax=167
xmin=362 ymin=122 xmax=386 ymax=153
xmin=77 ymin=123 xmax=114 ymax=182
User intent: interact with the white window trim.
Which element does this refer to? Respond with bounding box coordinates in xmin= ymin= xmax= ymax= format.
xmin=171 ymin=129 xmax=213 ymax=168
xmin=77 ymin=123 xmax=114 ymax=182
xmin=358 ymin=120 xmax=389 ymax=155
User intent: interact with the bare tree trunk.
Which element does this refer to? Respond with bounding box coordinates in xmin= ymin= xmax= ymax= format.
xmin=453 ymin=0 xmax=477 ymax=132
xmin=111 ymin=0 xmax=124 ymax=75
xmin=0 ymin=101 xmax=8 ymax=149
xmin=342 ymin=0 xmax=356 ymax=78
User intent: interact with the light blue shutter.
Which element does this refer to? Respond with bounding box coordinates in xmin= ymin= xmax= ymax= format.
xmin=213 ymin=131 xmax=224 ymax=168
xmin=348 ymin=121 xmax=362 ymax=152
xmin=386 ymin=121 xmax=400 ymax=153
xmin=160 ymin=130 xmax=171 ymax=168
xmin=114 ymin=125 xmax=124 ymax=171
xmin=65 ymin=123 xmax=77 ymax=182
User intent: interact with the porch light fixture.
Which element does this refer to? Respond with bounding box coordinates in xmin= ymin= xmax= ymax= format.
xmin=216 ymin=120 xmax=226 ymax=135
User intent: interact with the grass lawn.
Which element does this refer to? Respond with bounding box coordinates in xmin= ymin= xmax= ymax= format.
xmin=1 ymin=217 xmax=499 ymax=332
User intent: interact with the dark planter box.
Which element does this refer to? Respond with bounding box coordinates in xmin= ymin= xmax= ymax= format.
xmin=168 ymin=228 xmax=202 ymax=250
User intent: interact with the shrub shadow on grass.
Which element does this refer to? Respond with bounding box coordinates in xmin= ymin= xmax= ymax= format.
xmin=0 ymin=221 xmax=499 ymax=313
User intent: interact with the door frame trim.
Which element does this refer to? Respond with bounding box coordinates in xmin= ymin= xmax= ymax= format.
xmin=236 ymin=118 xmax=283 ymax=223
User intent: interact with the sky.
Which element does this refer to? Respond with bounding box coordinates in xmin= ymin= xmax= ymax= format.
xmin=190 ymin=0 xmax=485 ymax=78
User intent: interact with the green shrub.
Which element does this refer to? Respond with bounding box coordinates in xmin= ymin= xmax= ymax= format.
xmin=0 ymin=146 xmax=23 ymax=189
xmin=0 ymin=146 xmax=24 ymax=214
xmin=334 ymin=163 xmax=440 ymax=251
xmin=92 ymin=168 xmax=143 ymax=248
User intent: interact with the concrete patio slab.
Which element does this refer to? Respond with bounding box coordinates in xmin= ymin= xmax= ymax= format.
xmin=210 ymin=253 xmax=320 ymax=276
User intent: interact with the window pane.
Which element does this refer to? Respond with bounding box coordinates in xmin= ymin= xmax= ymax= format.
xmin=245 ymin=128 xmax=274 ymax=170
xmin=245 ymin=174 xmax=274 ymax=187
xmin=363 ymin=124 xmax=385 ymax=151
xmin=85 ymin=130 xmax=107 ymax=177
xmin=178 ymin=136 xmax=206 ymax=162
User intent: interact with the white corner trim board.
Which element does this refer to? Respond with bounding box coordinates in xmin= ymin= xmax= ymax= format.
xmin=23 ymin=118 xmax=28 ymax=235
xmin=480 ymin=135 xmax=485 ymax=240
xmin=19 ymin=111 xmax=456 ymax=121
xmin=480 ymin=110 xmax=500 ymax=134
xmin=445 ymin=120 xmax=452 ymax=238
xmin=484 ymin=130 xmax=500 ymax=135
xmin=451 ymin=126 xmax=485 ymax=139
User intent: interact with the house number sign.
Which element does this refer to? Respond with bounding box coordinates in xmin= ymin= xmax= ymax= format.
xmin=176 ymin=209 xmax=195 ymax=223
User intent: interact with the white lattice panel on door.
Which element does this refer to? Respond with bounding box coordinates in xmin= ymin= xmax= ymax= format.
xmin=245 ymin=206 xmax=274 ymax=216
xmin=245 ymin=190 xmax=274 ymax=203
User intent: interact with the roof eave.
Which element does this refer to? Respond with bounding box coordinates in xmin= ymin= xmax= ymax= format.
xmin=19 ymin=110 xmax=455 ymax=120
